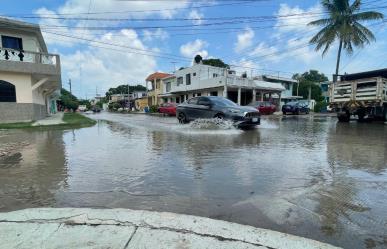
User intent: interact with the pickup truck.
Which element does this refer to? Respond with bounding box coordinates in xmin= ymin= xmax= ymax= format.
xmin=329 ymin=69 xmax=387 ymax=122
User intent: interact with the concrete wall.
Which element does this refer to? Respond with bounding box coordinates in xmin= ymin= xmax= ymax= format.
xmin=0 ymin=29 xmax=43 ymax=52
xmin=0 ymin=72 xmax=33 ymax=103
xmin=0 ymin=103 xmax=46 ymax=123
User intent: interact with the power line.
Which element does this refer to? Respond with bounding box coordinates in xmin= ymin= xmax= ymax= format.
xmin=3 ymin=0 xmax=261 ymax=16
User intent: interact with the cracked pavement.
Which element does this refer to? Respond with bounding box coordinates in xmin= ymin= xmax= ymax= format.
xmin=0 ymin=208 xmax=341 ymax=249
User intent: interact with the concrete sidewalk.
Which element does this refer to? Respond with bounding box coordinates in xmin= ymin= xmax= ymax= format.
xmin=32 ymin=112 xmax=64 ymax=126
xmin=0 ymin=208 xmax=340 ymax=249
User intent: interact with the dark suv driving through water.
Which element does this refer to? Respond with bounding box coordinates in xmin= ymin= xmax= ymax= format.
xmin=176 ymin=96 xmax=260 ymax=128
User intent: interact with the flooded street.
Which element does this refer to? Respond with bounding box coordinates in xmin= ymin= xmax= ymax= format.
xmin=0 ymin=113 xmax=386 ymax=249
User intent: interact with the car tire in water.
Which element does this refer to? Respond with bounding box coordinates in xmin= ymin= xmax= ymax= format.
xmin=384 ymin=106 xmax=387 ymax=121
xmin=178 ymin=113 xmax=187 ymax=124
xmin=295 ymin=109 xmax=300 ymax=115
xmin=214 ymin=113 xmax=224 ymax=120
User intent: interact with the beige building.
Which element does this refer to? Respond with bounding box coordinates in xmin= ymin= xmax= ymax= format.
xmin=145 ymin=72 xmax=172 ymax=106
xmin=0 ymin=17 xmax=61 ymax=123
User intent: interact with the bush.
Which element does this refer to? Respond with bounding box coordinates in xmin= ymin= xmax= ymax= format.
xmin=113 ymin=102 xmax=121 ymax=110
xmin=314 ymin=101 xmax=328 ymax=113
xmin=149 ymin=105 xmax=159 ymax=113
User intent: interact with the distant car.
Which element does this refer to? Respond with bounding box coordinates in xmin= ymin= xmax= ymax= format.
xmin=91 ymin=106 xmax=101 ymax=113
xmin=248 ymin=101 xmax=276 ymax=115
xmin=282 ymin=101 xmax=310 ymax=115
xmin=158 ymin=103 xmax=177 ymax=116
xmin=176 ymin=96 xmax=260 ymax=128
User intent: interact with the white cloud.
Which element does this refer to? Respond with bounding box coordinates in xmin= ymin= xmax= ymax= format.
xmin=180 ymin=39 xmax=209 ymax=58
xmin=142 ymin=28 xmax=169 ymax=42
xmin=62 ymin=29 xmax=157 ymax=96
xmin=188 ymin=10 xmax=204 ymax=25
xmin=249 ymin=42 xmax=280 ymax=62
xmin=57 ymin=0 xmax=190 ymax=19
xmin=33 ymin=0 xmax=194 ymax=97
xmin=275 ymin=3 xmax=323 ymax=34
xmin=234 ymin=28 xmax=255 ymax=53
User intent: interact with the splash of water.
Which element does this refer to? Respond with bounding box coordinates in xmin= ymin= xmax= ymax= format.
xmin=189 ymin=118 xmax=235 ymax=130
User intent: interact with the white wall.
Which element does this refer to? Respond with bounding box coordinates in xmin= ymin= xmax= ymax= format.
xmin=0 ymin=29 xmax=42 ymax=52
xmin=1 ymin=72 xmax=33 ymax=103
xmin=171 ymin=64 xmax=226 ymax=93
xmin=0 ymin=72 xmax=48 ymax=105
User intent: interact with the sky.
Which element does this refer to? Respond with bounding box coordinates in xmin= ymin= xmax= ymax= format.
xmin=1 ymin=0 xmax=387 ymax=99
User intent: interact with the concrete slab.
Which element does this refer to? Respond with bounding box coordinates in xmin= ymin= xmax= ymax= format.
xmin=128 ymin=227 xmax=268 ymax=249
xmin=0 ymin=208 xmax=341 ymax=249
xmin=0 ymin=221 xmax=135 ymax=249
xmin=32 ymin=112 xmax=64 ymax=126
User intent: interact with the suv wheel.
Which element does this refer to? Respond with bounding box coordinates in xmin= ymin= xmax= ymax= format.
xmin=178 ymin=112 xmax=187 ymax=124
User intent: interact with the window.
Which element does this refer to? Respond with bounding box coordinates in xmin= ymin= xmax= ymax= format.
xmin=210 ymin=91 xmax=218 ymax=96
xmin=196 ymin=93 xmax=201 ymax=97
xmin=193 ymin=72 xmax=196 ymax=76
xmin=213 ymin=73 xmax=219 ymax=78
xmin=177 ymin=77 xmax=183 ymax=86
xmin=282 ymin=83 xmax=290 ymax=90
xmin=166 ymin=82 xmax=171 ymax=92
xmin=197 ymin=97 xmax=211 ymax=105
xmin=186 ymin=74 xmax=191 ymax=85
xmin=1 ymin=36 xmax=23 ymax=50
xmin=156 ymin=82 xmax=160 ymax=89
xmin=0 ymin=80 xmax=16 ymax=102
xmin=188 ymin=97 xmax=198 ymax=105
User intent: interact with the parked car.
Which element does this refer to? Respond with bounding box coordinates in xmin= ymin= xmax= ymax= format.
xmin=176 ymin=96 xmax=260 ymax=128
xmin=282 ymin=101 xmax=310 ymax=115
xmin=157 ymin=103 xmax=177 ymax=116
xmin=248 ymin=101 xmax=276 ymax=115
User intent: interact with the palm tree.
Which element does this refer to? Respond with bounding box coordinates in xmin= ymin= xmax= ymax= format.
xmin=308 ymin=0 xmax=384 ymax=80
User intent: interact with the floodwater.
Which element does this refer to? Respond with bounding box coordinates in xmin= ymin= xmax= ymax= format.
xmin=0 ymin=113 xmax=386 ymax=249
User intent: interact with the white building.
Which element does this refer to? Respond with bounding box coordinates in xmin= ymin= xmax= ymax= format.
xmin=159 ymin=59 xmax=298 ymax=108
xmin=0 ymin=17 xmax=61 ymax=123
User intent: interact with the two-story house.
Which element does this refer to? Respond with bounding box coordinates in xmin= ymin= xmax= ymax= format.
xmin=256 ymin=75 xmax=301 ymax=106
xmin=145 ymin=72 xmax=172 ymax=106
xmin=0 ymin=17 xmax=61 ymax=123
xmin=158 ymin=57 xmax=287 ymax=107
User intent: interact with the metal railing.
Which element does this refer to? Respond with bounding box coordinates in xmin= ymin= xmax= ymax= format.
xmin=0 ymin=48 xmax=59 ymax=67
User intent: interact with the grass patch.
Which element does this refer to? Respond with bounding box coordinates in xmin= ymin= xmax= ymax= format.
xmin=62 ymin=113 xmax=96 ymax=127
xmin=0 ymin=122 xmax=34 ymax=129
xmin=0 ymin=113 xmax=96 ymax=130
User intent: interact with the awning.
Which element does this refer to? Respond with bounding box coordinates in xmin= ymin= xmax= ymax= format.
xmin=158 ymin=93 xmax=175 ymax=97
xmin=254 ymin=80 xmax=286 ymax=91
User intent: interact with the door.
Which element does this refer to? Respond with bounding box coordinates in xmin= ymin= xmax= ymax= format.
xmin=196 ymin=97 xmax=213 ymax=118
xmin=185 ymin=97 xmax=199 ymax=120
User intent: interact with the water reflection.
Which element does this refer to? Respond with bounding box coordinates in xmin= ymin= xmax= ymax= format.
xmin=0 ymin=130 xmax=67 ymax=211
xmin=0 ymin=114 xmax=386 ymax=248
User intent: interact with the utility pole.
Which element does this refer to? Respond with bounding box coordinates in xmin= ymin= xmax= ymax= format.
xmin=68 ymin=79 xmax=72 ymax=94
xmin=171 ymin=61 xmax=177 ymax=73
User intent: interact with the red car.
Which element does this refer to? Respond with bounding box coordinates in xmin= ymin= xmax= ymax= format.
xmin=157 ymin=103 xmax=177 ymax=116
xmin=248 ymin=101 xmax=277 ymax=115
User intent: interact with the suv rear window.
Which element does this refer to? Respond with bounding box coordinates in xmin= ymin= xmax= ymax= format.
xmin=188 ymin=98 xmax=198 ymax=104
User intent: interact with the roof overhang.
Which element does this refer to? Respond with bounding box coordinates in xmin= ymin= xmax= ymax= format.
xmin=0 ymin=17 xmax=48 ymax=53
xmin=254 ymin=80 xmax=286 ymax=91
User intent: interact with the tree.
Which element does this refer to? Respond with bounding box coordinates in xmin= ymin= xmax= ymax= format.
xmin=60 ymin=88 xmax=79 ymax=111
xmin=105 ymin=84 xmax=147 ymax=99
xmin=202 ymin=58 xmax=230 ymax=69
xmin=292 ymin=70 xmax=328 ymax=101
xmin=79 ymin=99 xmax=92 ymax=109
xmin=308 ymin=0 xmax=383 ymax=78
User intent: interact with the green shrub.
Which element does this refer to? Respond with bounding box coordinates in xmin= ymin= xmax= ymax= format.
xmin=314 ymin=101 xmax=328 ymax=113
xmin=149 ymin=105 xmax=159 ymax=113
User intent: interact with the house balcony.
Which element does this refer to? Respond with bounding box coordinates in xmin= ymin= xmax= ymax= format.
xmin=0 ymin=48 xmax=61 ymax=82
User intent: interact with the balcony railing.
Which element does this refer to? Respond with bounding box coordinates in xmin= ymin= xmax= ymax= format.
xmin=0 ymin=48 xmax=59 ymax=67
xmin=226 ymin=76 xmax=254 ymax=87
